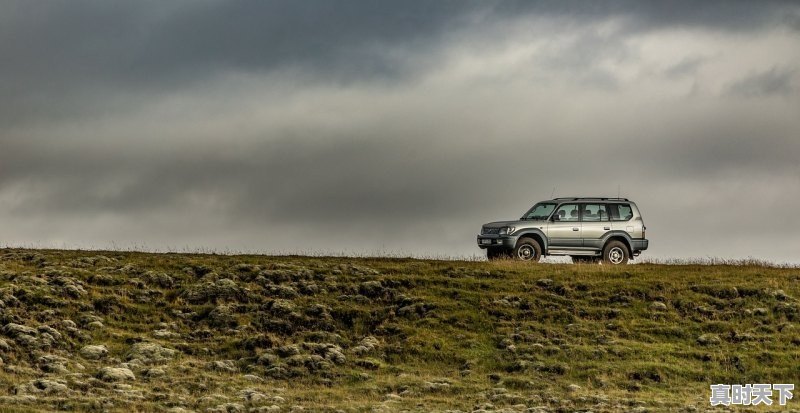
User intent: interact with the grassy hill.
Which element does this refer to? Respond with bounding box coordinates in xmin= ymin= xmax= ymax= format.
xmin=0 ymin=249 xmax=798 ymax=412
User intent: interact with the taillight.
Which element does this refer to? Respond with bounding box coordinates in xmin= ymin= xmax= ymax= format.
xmin=643 ymin=226 xmax=646 ymax=239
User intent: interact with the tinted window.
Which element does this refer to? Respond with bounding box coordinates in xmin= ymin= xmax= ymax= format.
xmin=582 ymin=204 xmax=608 ymax=222
xmin=554 ymin=204 xmax=579 ymax=221
xmin=609 ymin=203 xmax=633 ymax=221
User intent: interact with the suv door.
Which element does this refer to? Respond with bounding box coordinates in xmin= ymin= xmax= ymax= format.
xmin=546 ymin=203 xmax=582 ymax=247
xmin=580 ymin=203 xmax=609 ymax=249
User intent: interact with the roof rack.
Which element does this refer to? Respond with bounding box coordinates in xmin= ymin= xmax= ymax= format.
xmin=552 ymin=197 xmax=629 ymax=201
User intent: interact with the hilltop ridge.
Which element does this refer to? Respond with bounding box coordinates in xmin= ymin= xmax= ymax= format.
xmin=0 ymin=249 xmax=798 ymax=412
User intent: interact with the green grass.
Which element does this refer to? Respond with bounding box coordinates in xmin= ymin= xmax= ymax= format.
xmin=0 ymin=248 xmax=798 ymax=412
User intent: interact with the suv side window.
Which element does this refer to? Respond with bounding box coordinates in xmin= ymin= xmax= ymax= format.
xmin=554 ymin=204 xmax=579 ymax=221
xmin=608 ymin=203 xmax=633 ymax=221
xmin=582 ymin=204 xmax=608 ymax=222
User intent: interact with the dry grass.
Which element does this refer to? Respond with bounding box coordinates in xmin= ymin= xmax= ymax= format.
xmin=0 ymin=248 xmax=798 ymax=412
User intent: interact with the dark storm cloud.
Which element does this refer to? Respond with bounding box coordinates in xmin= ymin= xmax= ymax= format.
xmin=491 ymin=0 xmax=795 ymax=32
xmin=5 ymin=0 xmax=790 ymax=127
xmin=0 ymin=1 xmax=464 ymax=125
xmin=1 ymin=1 xmax=793 ymax=93
xmin=1 ymin=1 xmax=799 ymax=261
xmin=0 ymin=0 xmax=794 ymax=125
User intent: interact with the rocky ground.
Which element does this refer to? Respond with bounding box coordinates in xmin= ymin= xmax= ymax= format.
xmin=0 ymin=249 xmax=798 ymax=412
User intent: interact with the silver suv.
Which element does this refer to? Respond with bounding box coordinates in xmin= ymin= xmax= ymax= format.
xmin=477 ymin=197 xmax=649 ymax=264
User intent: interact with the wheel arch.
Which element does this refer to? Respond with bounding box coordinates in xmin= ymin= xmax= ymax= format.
xmin=514 ymin=230 xmax=547 ymax=252
xmin=601 ymin=232 xmax=633 ymax=256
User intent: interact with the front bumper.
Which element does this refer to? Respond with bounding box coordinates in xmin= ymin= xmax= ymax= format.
xmin=632 ymin=239 xmax=649 ymax=252
xmin=477 ymin=235 xmax=517 ymax=249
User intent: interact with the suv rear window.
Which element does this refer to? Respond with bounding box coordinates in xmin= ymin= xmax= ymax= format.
xmin=608 ymin=203 xmax=633 ymax=221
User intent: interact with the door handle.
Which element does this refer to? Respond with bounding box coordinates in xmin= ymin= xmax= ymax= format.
xmin=572 ymin=227 xmax=579 ymax=231
xmin=604 ymin=227 xmax=610 ymax=230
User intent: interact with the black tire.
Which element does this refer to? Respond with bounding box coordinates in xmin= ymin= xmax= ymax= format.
xmin=602 ymin=240 xmax=629 ymax=265
xmin=571 ymin=256 xmax=599 ymax=264
xmin=513 ymin=237 xmax=542 ymax=262
xmin=486 ymin=248 xmax=509 ymax=261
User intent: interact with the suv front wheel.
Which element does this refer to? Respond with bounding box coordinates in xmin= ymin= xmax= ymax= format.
xmin=514 ymin=238 xmax=542 ymax=262
xmin=603 ymin=241 xmax=629 ymax=265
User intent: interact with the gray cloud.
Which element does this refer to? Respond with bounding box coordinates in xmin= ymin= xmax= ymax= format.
xmin=1 ymin=1 xmax=800 ymax=262
xmin=664 ymin=57 xmax=707 ymax=78
xmin=785 ymin=12 xmax=800 ymax=31
xmin=726 ymin=67 xmax=796 ymax=97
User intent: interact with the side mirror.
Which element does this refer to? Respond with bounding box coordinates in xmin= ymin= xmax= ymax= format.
xmin=551 ymin=214 xmax=560 ymax=221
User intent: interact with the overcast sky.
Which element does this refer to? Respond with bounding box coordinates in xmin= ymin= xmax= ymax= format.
xmin=1 ymin=1 xmax=799 ymax=262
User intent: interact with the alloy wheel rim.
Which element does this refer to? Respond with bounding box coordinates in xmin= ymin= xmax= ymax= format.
xmin=609 ymin=247 xmax=624 ymax=264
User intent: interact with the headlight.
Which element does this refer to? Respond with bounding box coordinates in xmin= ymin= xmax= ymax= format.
xmin=499 ymin=226 xmax=515 ymax=235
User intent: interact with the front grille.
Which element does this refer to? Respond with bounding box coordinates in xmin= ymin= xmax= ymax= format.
xmin=482 ymin=227 xmax=500 ymax=235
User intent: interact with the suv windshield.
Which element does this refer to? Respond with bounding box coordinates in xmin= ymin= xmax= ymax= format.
xmin=521 ymin=202 xmax=556 ymax=220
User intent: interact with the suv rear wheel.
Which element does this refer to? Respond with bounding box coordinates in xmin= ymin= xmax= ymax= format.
xmin=514 ymin=238 xmax=542 ymax=262
xmin=603 ymin=241 xmax=629 ymax=265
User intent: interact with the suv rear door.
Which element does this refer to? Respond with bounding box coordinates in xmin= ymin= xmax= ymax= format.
xmin=580 ymin=203 xmax=609 ymax=249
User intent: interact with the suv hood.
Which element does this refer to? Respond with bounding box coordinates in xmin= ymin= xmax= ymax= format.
xmin=483 ymin=219 xmax=544 ymax=228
